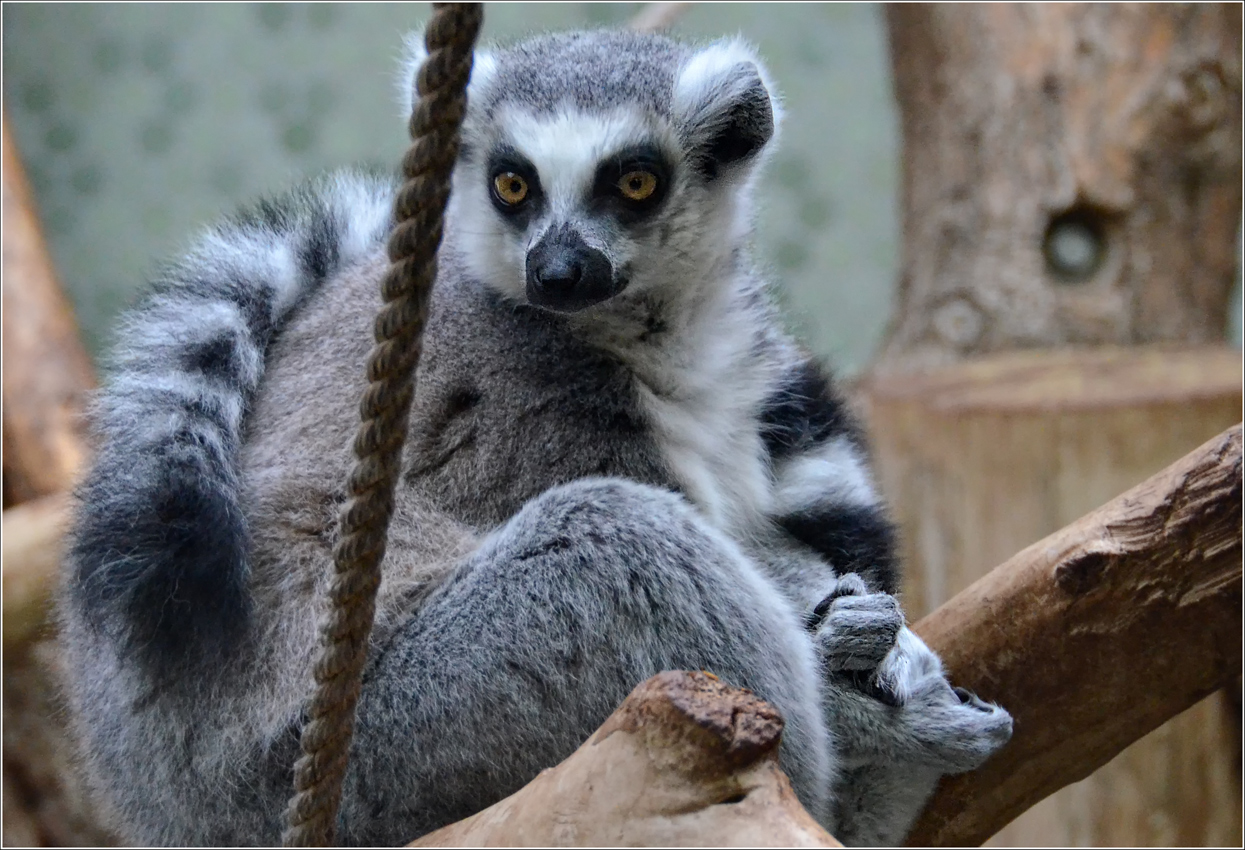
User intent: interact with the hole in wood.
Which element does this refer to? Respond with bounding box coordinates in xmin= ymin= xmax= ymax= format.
xmin=1043 ymin=205 xmax=1109 ymax=284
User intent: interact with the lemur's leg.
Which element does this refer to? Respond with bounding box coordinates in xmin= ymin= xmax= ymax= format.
xmin=338 ymin=477 xmax=834 ymax=845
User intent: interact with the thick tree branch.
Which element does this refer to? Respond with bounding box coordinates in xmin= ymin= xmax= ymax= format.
xmin=907 ymin=423 xmax=1243 ymax=846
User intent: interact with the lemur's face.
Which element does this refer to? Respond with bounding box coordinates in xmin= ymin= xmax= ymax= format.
xmin=411 ymin=31 xmax=780 ymax=314
xmin=458 ymin=109 xmax=685 ymax=313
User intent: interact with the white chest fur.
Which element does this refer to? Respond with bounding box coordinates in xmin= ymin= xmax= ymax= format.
xmin=638 ymin=381 xmax=771 ymax=537
xmin=628 ymin=300 xmax=780 ymax=541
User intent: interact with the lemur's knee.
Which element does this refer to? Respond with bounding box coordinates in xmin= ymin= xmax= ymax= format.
xmin=481 ymin=477 xmax=734 ymax=588
xmin=505 ymin=477 xmax=701 ymax=544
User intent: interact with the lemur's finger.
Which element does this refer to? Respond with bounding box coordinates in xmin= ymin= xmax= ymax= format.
xmin=814 ymin=592 xmax=903 ymax=672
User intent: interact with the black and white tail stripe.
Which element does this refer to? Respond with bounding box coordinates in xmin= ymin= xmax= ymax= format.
xmin=68 ymin=170 xmax=395 ymax=678
xmin=760 ymin=360 xmax=899 ymax=594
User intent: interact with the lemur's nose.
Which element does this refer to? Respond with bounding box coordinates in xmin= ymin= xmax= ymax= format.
xmin=532 ymin=254 xmax=582 ymax=294
xmin=525 ymin=224 xmax=622 ymax=313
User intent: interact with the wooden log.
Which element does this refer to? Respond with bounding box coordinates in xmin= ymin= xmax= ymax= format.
xmin=410 ymin=671 xmax=840 ymax=848
xmin=877 ymin=4 xmax=1242 ymax=371
xmin=1 ymin=115 xmax=97 ymax=508
xmin=864 ymin=346 xmax=1243 ymax=846
xmin=906 ymin=423 xmax=1242 ymax=847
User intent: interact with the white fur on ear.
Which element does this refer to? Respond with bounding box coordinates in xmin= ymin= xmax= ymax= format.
xmin=394 ymin=29 xmax=497 ymax=115
xmin=672 ymin=36 xmax=783 ymax=152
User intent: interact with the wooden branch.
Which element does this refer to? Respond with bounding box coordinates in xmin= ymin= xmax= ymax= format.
xmin=907 ymin=423 xmax=1243 ymax=846
xmin=410 ymin=671 xmax=840 ymax=847
xmin=2 ymin=493 xmax=69 ymax=653
xmin=1 ymin=114 xmax=97 ymax=508
xmin=629 ymin=2 xmax=692 ymax=33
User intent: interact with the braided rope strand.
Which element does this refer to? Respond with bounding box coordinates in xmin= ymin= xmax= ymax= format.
xmin=282 ymin=5 xmax=482 ymax=845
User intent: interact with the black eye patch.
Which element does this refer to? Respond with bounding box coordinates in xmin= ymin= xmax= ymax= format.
xmin=591 ymin=144 xmax=672 ymax=221
xmin=486 ymin=147 xmax=543 ymax=219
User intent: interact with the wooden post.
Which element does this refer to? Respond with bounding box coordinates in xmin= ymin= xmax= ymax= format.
xmin=863 ymin=347 xmax=1243 ymax=845
xmin=873 ymin=4 xmax=1243 ymax=841
xmin=877 ymin=4 xmax=1242 ymax=372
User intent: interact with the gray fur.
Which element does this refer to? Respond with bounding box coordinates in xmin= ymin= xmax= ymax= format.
xmin=61 ymin=29 xmax=1009 ymax=847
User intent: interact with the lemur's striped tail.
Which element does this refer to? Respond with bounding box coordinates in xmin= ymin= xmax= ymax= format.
xmin=67 ymin=171 xmax=395 ymax=678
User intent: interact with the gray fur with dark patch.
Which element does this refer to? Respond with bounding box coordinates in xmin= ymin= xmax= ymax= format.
xmin=61 ymin=29 xmax=1009 ymax=847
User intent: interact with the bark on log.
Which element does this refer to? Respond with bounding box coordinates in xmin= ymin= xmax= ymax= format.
xmin=1 ymin=115 xmax=97 ymax=508
xmin=863 ymin=346 xmax=1243 ymax=846
xmin=878 ymin=4 xmax=1242 ymax=371
xmin=906 ymin=423 xmax=1243 ymax=847
xmin=410 ymin=671 xmax=840 ymax=848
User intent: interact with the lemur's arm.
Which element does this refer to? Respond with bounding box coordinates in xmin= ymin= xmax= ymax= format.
xmin=758 ymin=358 xmax=898 ymax=595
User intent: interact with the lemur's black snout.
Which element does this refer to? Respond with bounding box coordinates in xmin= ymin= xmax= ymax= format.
xmin=531 ymin=251 xmax=582 ymax=294
xmin=526 ymin=224 xmax=622 ymax=312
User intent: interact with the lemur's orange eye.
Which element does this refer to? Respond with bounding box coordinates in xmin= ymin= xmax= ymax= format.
xmin=492 ymin=172 xmax=529 ymax=205
xmin=618 ymin=170 xmax=658 ymax=202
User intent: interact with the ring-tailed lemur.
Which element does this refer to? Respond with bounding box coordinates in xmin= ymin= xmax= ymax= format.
xmin=60 ymin=29 xmax=1011 ymax=847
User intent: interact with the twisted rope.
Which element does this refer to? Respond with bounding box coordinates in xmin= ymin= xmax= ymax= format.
xmin=283 ymin=5 xmax=482 ymax=845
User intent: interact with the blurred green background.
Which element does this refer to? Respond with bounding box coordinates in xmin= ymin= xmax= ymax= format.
xmin=2 ymin=3 xmax=1239 ymax=371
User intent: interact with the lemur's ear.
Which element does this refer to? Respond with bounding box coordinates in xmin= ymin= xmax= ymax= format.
xmin=396 ymin=29 xmax=497 ymax=114
xmin=672 ymin=39 xmax=781 ymax=180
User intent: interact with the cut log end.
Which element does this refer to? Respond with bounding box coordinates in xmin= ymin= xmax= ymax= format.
xmin=410 ymin=671 xmax=840 ymax=848
xmin=594 ymin=670 xmax=785 ymax=770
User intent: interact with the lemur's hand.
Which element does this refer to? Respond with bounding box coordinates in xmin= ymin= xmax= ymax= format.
xmin=829 ymin=625 xmax=1013 ymax=773
xmin=807 ymin=572 xmax=904 ymax=677
xmin=824 ymin=624 xmax=1013 ymax=845
xmin=809 ymin=574 xmax=1012 ymax=772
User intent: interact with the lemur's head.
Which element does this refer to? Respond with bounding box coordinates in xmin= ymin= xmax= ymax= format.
xmin=401 ymin=29 xmax=781 ymax=314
